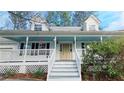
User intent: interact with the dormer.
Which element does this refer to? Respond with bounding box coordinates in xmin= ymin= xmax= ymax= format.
xmin=83 ymin=15 xmax=100 ymax=31
xmin=30 ymin=15 xmax=49 ymax=31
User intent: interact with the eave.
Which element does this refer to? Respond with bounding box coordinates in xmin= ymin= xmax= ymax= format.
xmin=0 ymin=30 xmax=124 ymax=37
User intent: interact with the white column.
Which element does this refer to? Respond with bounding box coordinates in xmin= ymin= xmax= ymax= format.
xmin=19 ymin=36 xmax=29 ymax=73
xmin=74 ymin=36 xmax=76 ymax=49
xmin=52 ymin=36 xmax=56 ymax=59
xmin=100 ymin=35 xmax=103 ymax=42
xmin=24 ymin=36 xmax=29 ymax=61
xmin=54 ymin=36 xmax=56 ymax=49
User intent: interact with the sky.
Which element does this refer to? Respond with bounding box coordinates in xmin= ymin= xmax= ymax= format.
xmin=0 ymin=11 xmax=124 ymax=31
xmin=97 ymin=11 xmax=124 ymax=31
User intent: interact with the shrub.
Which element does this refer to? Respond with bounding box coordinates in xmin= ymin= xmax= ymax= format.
xmin=32 ymin=68 xmax=44 ymax=78
xmin=4 ymin=69 xmax=16 ymax=78
xmin=82 ymin=37 xmax=124 ymax=80
xmin=105 ymin=63 xmax=119 ymax=78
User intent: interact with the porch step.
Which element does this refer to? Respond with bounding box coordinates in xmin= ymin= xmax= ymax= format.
xmin=50 ymin=73 xmax=79 ymax=77
xmin=55 ymin=60 xmax=76 ymax=62
xmin=48 ymin=76 xmax=80 ymax=81
xmin=53 ymin=64 xmax=77 ymax=68
xmin=47 ymin=60 xmax=81 ymax=81
xmin=54 ymin=62 xmax=76 ymax=65
xmin=52 ymin=68 xmax=78 ymax=72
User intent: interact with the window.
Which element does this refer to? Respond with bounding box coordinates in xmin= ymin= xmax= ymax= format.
xmin=20 ymin=43 xmax=25 ymax=49
xmin=46 ymin=43 xmax=50 ymax=49
xmin=40 ymin=43 xmax=46 ymax=49
xmin=30 ymin=42 xmax=50 ymax=49
xmin=34 ymin=24 xmax=42 ymax=31
xmin=89 ymin=25 xmax=96 ymax=31
xmin=81 ymin=43 xmax=85 ymax=49
xmin=35 ymin=43 xmax=39 ymax=49
xmin=31 ymin=43 xmax=35 ymax=49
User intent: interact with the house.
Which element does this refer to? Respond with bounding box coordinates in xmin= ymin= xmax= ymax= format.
xmin=0 ymin=15 xmax=124 ymax=81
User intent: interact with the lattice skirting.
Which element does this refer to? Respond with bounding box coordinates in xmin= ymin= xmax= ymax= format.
xmin=0 ymin=65 xmax=48 ymax=74
xmin=26 ymin=65 xmax=48 ymax=73
xmin=0 ymin=65 xmax=20 ymax=74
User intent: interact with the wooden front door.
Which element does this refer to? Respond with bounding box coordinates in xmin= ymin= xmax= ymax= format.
xmin=60 ymin=43 xmax=72 ymax=60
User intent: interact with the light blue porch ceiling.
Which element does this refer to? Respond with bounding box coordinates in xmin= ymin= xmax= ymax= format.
xmin=77 ymin=36 xmax=101 ymax=41
xmin=76 ymin=36 xmax=112 ymax=41
xmin=56 ymin=36 xmax=112 ymax=41
xmin=29 ymin=37 xmax=54 ymax=41
xmin=4 ymin=37 xmax=54 ymax=42
xmin=57 ymin=37 xmax=74 ymax=41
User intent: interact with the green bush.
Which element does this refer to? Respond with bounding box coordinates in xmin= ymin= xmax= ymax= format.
xmin=4 ymin=69 xmax=16 ymax=78
xmin=32 ymin=68 xmax=44 ymax=78
xmin=82 ymin=37 xmax=124 ymax=80
xmin=105 ymin=64 xmax=119 ymax=78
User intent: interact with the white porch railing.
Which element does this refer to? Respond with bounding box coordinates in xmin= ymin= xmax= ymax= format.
xmin=47 ymin=49 xmax=56 ymax=80
xmin=0 ymin=49 xmax=55 ymax=74
xmin=75 ymin=49 xmax=82 ymax=80
xmin=76 ymin=49 xmax=86 ymax=63
xmin=0 ymin=49 xmax=54 ymax=62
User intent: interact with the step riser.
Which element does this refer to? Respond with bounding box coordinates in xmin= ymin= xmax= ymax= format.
xmin=55 ymin=60 xmax=76 ymax=62
xmin=52 ymin=69 xmax=78 ymax=72
xmin=50 ymin=75 xmax=79 ymax=77
xmin=50 ymin=73 xmax=79 ymax=76
xmin=53 ymin=65 xmax=77 ymax=68
xmin=51 ymin=71 xmax=78 ymax=73
xmin=52 ymin=67 xmax=77 ymax=69
xmin=48 ymin=79 xmax=80 ymax=81
xmin=48 ymin=76 xmax=80 ymax=79
xmin=54 ymin=63 xmax=76 ymax=65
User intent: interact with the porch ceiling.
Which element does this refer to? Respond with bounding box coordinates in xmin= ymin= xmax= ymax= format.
xmin=57 ymin=37 xmax=74 ymax=41
xmin=4 ymin=37 xmax=54 ymax=42
xmin=2 ymin=35 xmax=112 ymax=42
xmin=76 ymin=36 xmax=111 ymax=41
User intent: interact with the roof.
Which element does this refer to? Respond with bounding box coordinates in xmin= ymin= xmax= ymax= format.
xmin=0 ymin=30 xmax=124 ymax=37
xmin=50 ymin=27 xmax=81 ymax=31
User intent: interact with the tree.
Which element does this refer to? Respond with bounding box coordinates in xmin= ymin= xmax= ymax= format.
xmin=58 ymin=12 xmax=71 ymax=26
xmin=46 ymin=11 xmax=71 ymax=26
xmin=46 ymin=11 xmax=60 ymax=26
xmin=8 ymin=11 xmax=96 ymax=29
xmin=72 ymin=11 xmax=95 ymax=26
xmin=8 ymin=11 xmax=35 ymax=30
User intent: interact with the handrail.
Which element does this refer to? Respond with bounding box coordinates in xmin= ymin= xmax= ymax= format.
xmin=47 ymin=49 xmax=56 ymax=80
xmin=76 ymin=49 xmax=86 ymax=63
xmin=75 ymin=49 xmax=82 ymax=80
xmin=76 ymin=49 xmax=86 ymax=55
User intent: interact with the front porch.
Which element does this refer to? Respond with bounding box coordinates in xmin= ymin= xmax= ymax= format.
xmin=0 ymin=33 xmax=112 ymax=80
xmin=0 ymin=35 xmax=107 ymax=62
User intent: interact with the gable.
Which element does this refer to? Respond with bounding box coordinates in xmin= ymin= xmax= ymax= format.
xmin=31 ymin=15 xmax=47 ymax=24
xmin=85 ymin=17 xmax=99 ymax=25
xmin=84 ymin=15 xmax=100 ymax=24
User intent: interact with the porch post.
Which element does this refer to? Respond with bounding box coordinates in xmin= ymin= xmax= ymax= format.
xmin=19 ymin=36 xmax=29 ymax=73
xmin=100 ymin=35 xmax=103 ymax=42
xmin=53 ymin=36 xmax=56 ymax=61
xmin=74 ymin=36 xmax=76 ymax=49
xmin=54 ymin=36 xmax=56 ymax=49
xmin=24 ymin=36 xmax=29 ymax=61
